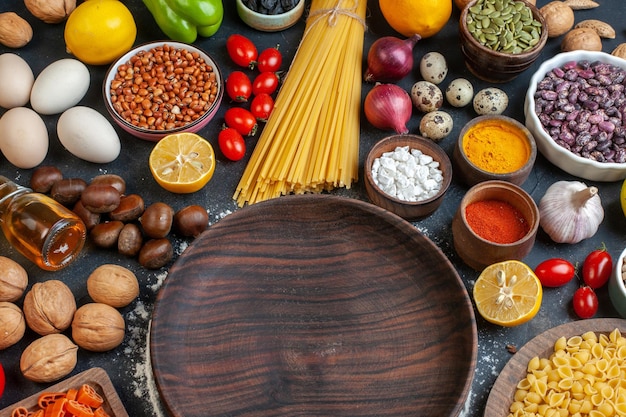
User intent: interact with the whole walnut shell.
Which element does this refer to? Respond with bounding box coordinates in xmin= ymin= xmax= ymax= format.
xmin=24 ymin=0 xmax=76 ymax=23
xmin=87 ymin=264 xmax=139 ymax=308
xmin=0 ymin=12 xmax=33 ymax=48
xmin=0 ymin=301 xmax=26 ymax=350
xmin=0 ymin=256 xmax=28 ymax=302
xmin=23 ymin=280 xmax=76 ymax=335
xmin=72 ymin=303 xmax=125 ymax=352
xmin=539 ymin=1 xmax=575 ymax=38
xmin=561 ymin=27 xmax=603 ymax=52
xmin=20 ymin=333 xmax=78 ymax=383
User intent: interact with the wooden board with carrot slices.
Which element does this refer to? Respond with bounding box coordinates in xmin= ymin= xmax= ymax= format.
xmin=0 ymin=368 xmax=128 ymax=417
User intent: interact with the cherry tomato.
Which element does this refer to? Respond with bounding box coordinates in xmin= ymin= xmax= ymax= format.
xmin=226 ymin=34 xmax=258 ymax=68
xmin=582 ymin=247 xmax=613 ymax=289
xmin=257 ymin=46 xmax=282 ymax=73
xmin=250 ymin=93 xmax=274 ymax=122
xmin=0 ymin=362 xmax=4 ymax=400
xmin=252 ymin=72 xmax=280 ymax=96
xmin=572 ymin=286 xmax=598 ymax=319
xmin=534 ymin=258 xmax=576 ymax=287
xmin=224 ymin=107 xmax=258 ymax=137
xmin=218 ymin=128 xmax=246 ymax=161
xmin=225 ymin=71 xmax=252 ymax=103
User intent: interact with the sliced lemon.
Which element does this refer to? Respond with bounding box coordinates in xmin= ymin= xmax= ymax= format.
xmin=149 ymin=132 xmax=215 ymax=194
xmin=473 ymin=260 xmax=542 ymax=327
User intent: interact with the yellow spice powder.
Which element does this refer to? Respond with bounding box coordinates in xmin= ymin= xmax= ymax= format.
xmin=462 ymin=120 xmax=530 ymax=174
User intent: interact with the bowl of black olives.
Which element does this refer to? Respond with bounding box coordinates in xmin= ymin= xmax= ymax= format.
xmin=236 ymin=0 xmax=305 ymax=32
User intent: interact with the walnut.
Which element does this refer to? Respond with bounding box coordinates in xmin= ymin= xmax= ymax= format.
xmin=87 ymin=264 xmax=139 ymax=308
xmin=539 ymin=1 xmax=575 ymax=38
xmin=0 ymin=12 xmax=33 ymax=48
xmin=561 ymin=27 xmax=603 ymax=52
xmin=0 ymin=301 xmax=26 ymax=350
xmin=24 ymin=0 xmax=76 ymax=23
xmin=0 ymin=256 xmax=28 ymax=302
xmin=20 ymin=333 xmax=78 ymax=383
xmin=71 ymin=303 xmax=125 ymax=352
xmin=23 ymin=280 xmax=76 ymax=336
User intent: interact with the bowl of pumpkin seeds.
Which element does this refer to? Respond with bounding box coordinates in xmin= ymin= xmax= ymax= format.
xmin=459 ymin=0 xmax=547 ymax=83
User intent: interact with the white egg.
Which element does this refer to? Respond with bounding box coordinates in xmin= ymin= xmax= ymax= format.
xmin=57 ymin=106 xmax=120 ymax=163
xmin=0 ymin=53 xmax=35 ymax=109
xmin=30 ymin=59 xmax=90 ymax=115
xmin=0 ymin=107 xmax=49 ymax=169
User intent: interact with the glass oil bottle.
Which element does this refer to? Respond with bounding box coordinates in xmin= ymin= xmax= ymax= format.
xmin=0 ymin=175 xmax=86 ymax=271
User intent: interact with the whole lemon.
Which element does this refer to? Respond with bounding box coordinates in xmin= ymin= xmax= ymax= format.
xmin=379 ymin=0 xmax=452 ymax=38
xmin=620 ymin=178 xmax=626 ymax=217
xmin=64 ymin=0 xmax=137 ymax=66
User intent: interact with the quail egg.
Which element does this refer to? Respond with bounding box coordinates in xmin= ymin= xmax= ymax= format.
xmin=445 ymin=78 xmax=474 ymax=108
xmin=473 ymin=87 xmax=509 ymax=115
xmin=419 ymin=52 xmax=448 ymax=85
xmin=419 ymin=110 xmax=453 ymax=142
xmin=410 ymin=81 xmax=444 ymax=113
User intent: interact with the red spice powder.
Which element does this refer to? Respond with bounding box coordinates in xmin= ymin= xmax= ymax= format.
xmin=465 ymin=199 xmax=529 ymax=244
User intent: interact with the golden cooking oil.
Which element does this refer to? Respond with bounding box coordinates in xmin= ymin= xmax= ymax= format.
xmin=0 ymin=175 xmax=86 ymax=271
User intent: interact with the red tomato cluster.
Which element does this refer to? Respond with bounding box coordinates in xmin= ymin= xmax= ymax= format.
xmin=221 ymin=34 xmax=283 ymax=161
xmin=534 ymin=246 xmax=613 ymax=320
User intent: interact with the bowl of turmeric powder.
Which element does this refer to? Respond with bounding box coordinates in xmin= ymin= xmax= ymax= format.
xmin=452 ymin=180 xmax=540 ymax=272
xmin=453 ymin=115 xmax=537 ymax=187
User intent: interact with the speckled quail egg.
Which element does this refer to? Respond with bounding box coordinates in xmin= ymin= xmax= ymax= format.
xmin=445 ymin=78 xmax=474 ymax=108
xmin=410 ymin=81 xmax=444 ymax=113
xmin=419 ymin=52 xmax=448 ymax=85
xmin=419 ymin=110 xmax=453 ymax=142
xmin=473 ymin=87 xmax=509 ymax=115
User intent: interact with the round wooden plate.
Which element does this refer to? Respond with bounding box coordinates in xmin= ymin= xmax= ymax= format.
xmin=484 ymin=318 xmax=626 ymax=417
xmin=150 ymin=194 xmax=477 ymax=417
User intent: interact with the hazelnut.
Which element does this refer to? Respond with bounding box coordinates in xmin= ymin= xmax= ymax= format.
xmin=20 ymin=333 xmax=78 ymax=383
xmin=72 ymin=303 xmax=125 ymax=352
xmin=539 ymin=1 xmax=575 ymax=38
xmin=87 ymin=264 xmax=139 ymax=308
xmin=23 ymin=280 xmax=76 ymax=335
xmin=24 ymin=0 xmax=76 ymax=23
xmin=0 ymin=301 xmax=26 ymax=350
xmin=0 ymin=256 xmax=28 ymax=302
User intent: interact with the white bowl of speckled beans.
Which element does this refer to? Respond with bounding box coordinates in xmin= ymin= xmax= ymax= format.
xmin=103 ymin=41 xmax=223 ymax=141
xmin=525 ymin=50 xmax=626 ymax=182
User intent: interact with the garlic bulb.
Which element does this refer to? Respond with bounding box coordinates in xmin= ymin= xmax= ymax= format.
xmin=538 ymin=180 xmax=604 ymax=244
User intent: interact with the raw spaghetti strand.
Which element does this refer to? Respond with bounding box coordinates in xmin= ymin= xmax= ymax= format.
xmin=233 ymin=0 xmax=366 ymax=206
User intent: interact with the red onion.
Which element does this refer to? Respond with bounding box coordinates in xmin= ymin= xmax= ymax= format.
xmin=364 ymin=83 xmax=412 ymax=134
xmin=364 ymin=34 xmax=421 ymax=83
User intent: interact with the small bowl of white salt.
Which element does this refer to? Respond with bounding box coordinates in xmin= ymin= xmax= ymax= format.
xmin=364 ymin=134 xmax=453 ymax=221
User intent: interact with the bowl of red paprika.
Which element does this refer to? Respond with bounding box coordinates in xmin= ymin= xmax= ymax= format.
xmin=453 ymin=115 xmax=537 ymax=187
xmin=452 ymin=180 xmax=539 ymax=271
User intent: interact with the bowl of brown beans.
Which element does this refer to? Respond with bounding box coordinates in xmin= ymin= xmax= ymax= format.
xmin=459 ymin=0 xmax=547 ymax=83
xmin=103 ymin=41 xmax=223 ymax=141
xmin=525 ymin=50 xmax=626 ymax=182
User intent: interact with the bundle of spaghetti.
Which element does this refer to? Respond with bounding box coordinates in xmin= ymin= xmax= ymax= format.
xmin=233 ymin=0 xmax=367 ymax=206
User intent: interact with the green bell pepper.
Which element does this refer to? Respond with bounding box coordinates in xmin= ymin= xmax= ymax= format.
xmin=143 ymin=0 xmax=223 ymax=43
